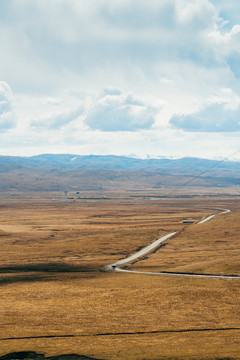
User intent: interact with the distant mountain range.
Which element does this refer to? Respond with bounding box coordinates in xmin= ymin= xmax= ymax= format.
xmin=0 ymin=154 xmax=240 ymax=175
xmin=0 ymin=154 xmax=240 ymax=192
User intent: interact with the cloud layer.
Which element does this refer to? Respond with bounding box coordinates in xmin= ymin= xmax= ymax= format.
xmin=0 ymin=1 xmax=240 ymax=158
xmin=0 ymin=0 xmax=238 ymax=94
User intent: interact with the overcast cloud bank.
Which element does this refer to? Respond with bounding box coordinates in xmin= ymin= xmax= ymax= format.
xmin=0 ymin=0 xmax=240 ymax=159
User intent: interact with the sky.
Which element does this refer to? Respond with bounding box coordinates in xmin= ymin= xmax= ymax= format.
xmin=1 ymin=0 xmax=240 ymax=159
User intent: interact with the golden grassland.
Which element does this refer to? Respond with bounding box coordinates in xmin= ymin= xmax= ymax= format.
xmin=132 ymin=211 xmax=240 ymax=275
xmin=0 ymin=193 xmax=239 ymax=359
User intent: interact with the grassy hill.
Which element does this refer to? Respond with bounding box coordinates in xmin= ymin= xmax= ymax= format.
xmin=0 ymin=166 xmax=239 ymax=193
xmin=0 ymin=154 xmax=240 ymax=193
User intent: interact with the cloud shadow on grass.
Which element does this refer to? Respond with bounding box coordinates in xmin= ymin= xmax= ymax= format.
xmin=0 ymin=263 xmax=100 ymax=285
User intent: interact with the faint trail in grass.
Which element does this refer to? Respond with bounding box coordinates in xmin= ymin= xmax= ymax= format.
xmin=116 ymin=268 xmax=240 ymax=279
xmin=1 ymin=327 xmax=240 ymax=341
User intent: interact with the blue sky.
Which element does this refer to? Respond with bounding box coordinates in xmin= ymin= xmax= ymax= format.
xmin=0 ymin=0 xmax=240 ymax=159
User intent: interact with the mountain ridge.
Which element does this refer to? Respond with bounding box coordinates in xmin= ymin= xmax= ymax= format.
xmin=1 ymin=154 xmax=240 ymax=192
xmin=1 ymin=154 xmax=240 ymax=174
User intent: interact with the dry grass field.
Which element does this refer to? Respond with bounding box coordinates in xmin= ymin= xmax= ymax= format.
xmin=0 ymin=193 xmax=239 ymax=359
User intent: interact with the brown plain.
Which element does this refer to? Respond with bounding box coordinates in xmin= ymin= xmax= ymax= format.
xmin=0 ymin=194 xmax=239 ymax=359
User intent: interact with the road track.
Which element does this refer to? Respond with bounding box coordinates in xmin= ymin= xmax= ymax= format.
xmin=106 ymin=208 xmax=239 ymax=280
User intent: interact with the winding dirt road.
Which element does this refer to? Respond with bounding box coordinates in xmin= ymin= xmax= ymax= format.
xmin=106 ymin=208 xmax=239 ymax=280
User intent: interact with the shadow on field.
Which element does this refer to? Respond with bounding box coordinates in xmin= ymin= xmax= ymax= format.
xmin=0 ymin=263 xmax=97 ymax=273
xmin=0 ymin=352 xmax=235 ymax=360
xmin=0 ymin=352 xmax=102 ymax=360
xmin=0 ymin=263 xmax=100 ymax=285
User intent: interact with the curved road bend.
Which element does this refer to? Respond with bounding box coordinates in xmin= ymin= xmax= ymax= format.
xmin=106 ymin=208 xmax=239 ymax=280
xmin=197 ymin=208 xmax=231 ymax=224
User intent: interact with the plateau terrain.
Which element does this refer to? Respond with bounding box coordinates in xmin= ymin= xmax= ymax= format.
xmin=0 ymin=190 xmax=239 ymax=359
xmin=0 ymin=155 xmax=239 ymax=359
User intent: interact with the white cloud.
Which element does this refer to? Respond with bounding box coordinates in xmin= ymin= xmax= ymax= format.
xmin=209 ymin=24 xmax=240 ymax=53
xmin=0 ymin=81 xmax=12 ymax=112
xmin=175 ymin=0 xmax=216 ymax=29
xmin=84 ymin=89 xmax=159 ymax=131
xmin=41 ymin=97 xmax=62 ymax=106
xmin=209 ymin=88 xmax=240 ymax=110
xmin=30 ymin=106 xmax=84 ymax=130
xmin=170 ymin=101 xmax=240 ymax=132
xmin=0 ymin=81 xmax=16 ymax=131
